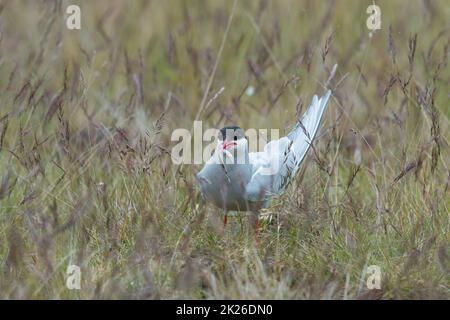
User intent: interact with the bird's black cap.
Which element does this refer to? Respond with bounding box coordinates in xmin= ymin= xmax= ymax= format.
xmin=218 ymin=125 xmax=245 ymax=141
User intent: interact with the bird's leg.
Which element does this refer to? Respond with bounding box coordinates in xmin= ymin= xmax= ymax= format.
xmin=247 ymin=211 xmax=260 ymax=240
xmin=255 ymin=218 xmax=260 ymax=237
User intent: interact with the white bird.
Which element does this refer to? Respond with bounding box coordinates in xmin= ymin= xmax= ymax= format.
xmin=196 ymin=90 xmax=332 ymax=230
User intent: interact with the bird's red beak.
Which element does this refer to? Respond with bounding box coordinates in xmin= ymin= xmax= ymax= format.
xmin=221 ymin=140 xmax=237 ymax=150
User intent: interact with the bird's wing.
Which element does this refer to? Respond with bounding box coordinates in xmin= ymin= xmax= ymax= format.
xmin=245 ymin=90 xmax=332 ymax=202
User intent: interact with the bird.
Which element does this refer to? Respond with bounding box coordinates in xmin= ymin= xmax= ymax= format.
xmin=196 ymin=90 xmax=332 ymax=232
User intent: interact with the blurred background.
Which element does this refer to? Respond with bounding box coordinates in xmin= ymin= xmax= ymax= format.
xmin=0 ymin=0 xmax=448 ymax=299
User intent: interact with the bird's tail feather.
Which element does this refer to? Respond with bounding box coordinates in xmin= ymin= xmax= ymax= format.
xmin=287 ymin=89 xmax=332 ymax=176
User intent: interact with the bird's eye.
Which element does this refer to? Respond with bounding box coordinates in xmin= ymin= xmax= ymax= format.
xmin=233 ymin=135 xmax=237 ymax=141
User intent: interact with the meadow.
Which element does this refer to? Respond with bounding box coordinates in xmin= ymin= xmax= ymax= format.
xmin=0 ymin=0 xmax=449 ymax=299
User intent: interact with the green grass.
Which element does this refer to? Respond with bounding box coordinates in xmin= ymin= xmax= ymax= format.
xmin=0 ymin=0 xmax=449 ymax=299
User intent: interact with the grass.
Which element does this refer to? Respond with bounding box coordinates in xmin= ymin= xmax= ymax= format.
xmin=0 ymin=0 xmax=449 ymax=299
